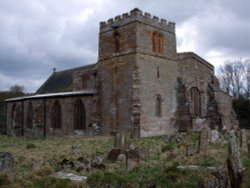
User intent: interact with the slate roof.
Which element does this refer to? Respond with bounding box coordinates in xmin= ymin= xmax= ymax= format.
xmin=36 ymin=64 xmax=96 ymax=94
xmin=5 ymin=90 xmax=97 ymax=102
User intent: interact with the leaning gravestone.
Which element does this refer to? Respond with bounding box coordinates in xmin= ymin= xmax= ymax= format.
xmin=0 ymin=152 xmax=14 ymax=178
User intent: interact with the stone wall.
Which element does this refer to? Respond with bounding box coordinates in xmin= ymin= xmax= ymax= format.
xmin=98 ymin=55 xmax=135 ymax=135
xmin=215 ymin=90 xmax=238 ymax=130
xmin=6 ymin=95 xmax=98 ymax=137
xmin=138 ymin=54 xmax=178 ymax=137
xmin=73 ymin=67 xmax=97 ymax=91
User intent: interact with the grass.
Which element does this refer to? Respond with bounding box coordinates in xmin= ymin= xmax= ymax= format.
xmin=0 ymin=132 xmax=249 ymax=187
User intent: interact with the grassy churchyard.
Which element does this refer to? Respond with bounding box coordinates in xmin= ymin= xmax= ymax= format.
xmin=0 ymin=130 xmax=249 ymax=188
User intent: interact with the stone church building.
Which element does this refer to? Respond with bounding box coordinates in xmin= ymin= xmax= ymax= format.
xmin=5 ymin=8 xmax=237 ymax=138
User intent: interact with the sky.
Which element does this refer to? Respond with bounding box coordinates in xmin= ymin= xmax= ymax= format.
xmin=0 ymin=0 xmax=250 ymax=92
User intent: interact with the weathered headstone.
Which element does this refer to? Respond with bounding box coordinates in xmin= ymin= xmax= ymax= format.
xmin=227 ymin=128 xmax=247 ymax=188
xmin=107 ymin=148 xmax=122 ymax=162
xmin=72 ymin=144 xmax=81 ymax=156
xmin=198 ymin=167 xmax=229 ymax=188
xmin=175 ymin=132 xmax=184 ymax=147
xmin=240 ymin=129 xmax=247 ymax=148
xmin=114 ymin=131 xmax=130 ymax=151
xmin=198 ymin=127 xmax=209 ymax=154
xmin=185 ymin=144 xmax=197 ymax=156
xmin=0 ymin=152 xmax=14 ymax=178
xmin=91 ymin=156 xmax=105 ymax=169
xmin=211 ymin=129 xmax=219 ymax=143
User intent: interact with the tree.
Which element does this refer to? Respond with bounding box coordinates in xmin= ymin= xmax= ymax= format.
xmin=217 ymin=59 xmax=250 ymax=99
xmin=9 ymin=85 xmax=25 ymax=93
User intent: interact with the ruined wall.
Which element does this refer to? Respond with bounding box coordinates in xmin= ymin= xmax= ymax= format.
xmin=215 ymin=91 xmax=239 ymax=130
xmin=177 ymin=53 xmax=214 ymax=117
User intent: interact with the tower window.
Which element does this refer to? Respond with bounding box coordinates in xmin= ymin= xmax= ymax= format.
xmin=156 ymin=95 xmax=162 ymax=117
xmin=113 ymin=31 xmax=120 ymax=53
xmin=152 ymin=32 xmax=164 ymax=54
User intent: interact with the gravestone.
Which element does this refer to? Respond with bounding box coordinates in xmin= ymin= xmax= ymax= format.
xmin=107 ymin=148 xmax=122 ymax=162
xmin=107 ymin=131 xmax=131 ymax=162
xmin=227 ymin=128 xmax=247 ymax=188
xmin=186 ymin=144 xmax=197 ymax=156
xmin=198 ymin=127 xmax=209 ymax=154
xmin=240 ymin=129 xmax=247 ymax=148
xmin=72 ymin=144 xmax=81 ymax=156
xmin=198 ymin=167 xmax=229 ymax=188
xmin=114 ymin=131 xmax=130 ymax=151
xmin=0 ymin=152 xmax=14 ymax=178
xmin=211 ymin=129 xmax=219 ymax=143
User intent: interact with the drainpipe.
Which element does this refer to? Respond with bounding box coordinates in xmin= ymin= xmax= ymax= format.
xmin=43 ymin=98 xmax=46 ymax=137
xmin=21 ymin=100 xmax=24 ymax=136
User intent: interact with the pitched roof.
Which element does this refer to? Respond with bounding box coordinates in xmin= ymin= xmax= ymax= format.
xmin=36 ymin=64 xmax=96 ymax=94
xmin=177 ymin=52 xmax=214 ymax=71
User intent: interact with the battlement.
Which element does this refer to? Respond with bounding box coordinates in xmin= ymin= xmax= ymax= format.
xmin=100 ymin=8 xmax=175 ymax=34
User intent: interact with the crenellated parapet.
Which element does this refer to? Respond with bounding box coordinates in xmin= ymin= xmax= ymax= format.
xmin=100 ymin=8 xmax=175 ymax=34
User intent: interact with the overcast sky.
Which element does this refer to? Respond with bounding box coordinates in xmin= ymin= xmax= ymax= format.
xmin=0 ymin=0 xmax=250 ymax=92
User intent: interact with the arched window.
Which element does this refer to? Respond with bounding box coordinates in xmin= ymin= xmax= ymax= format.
xmin=156 ymin=95 xmax=162 ymax=117
xmin=158 ymin=33 xmax=164 ymax=53
xmin=152 ymin=32 xmax=164 ymax=54
xmin=190 ymin=87 xmax=201 ymax=116
xmin=152 ymin=32 xmax=158 ymax=52
xmin=74 ymin=99 xmax=86 ymax=130
xmin=113 ymin=31 xmax=120 ymax=53
xmin=26 ymin=102 xmax=33 ymax=129
xmin=51 ymin=100 xmax=61 ymax=129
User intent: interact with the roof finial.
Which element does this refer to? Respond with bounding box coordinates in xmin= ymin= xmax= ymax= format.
xmin=53 ymin=68 xmax=56 ymax=73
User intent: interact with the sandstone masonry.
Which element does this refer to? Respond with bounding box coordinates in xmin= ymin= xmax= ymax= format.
xmin=4 ymin=8 xmax=238 ymax=138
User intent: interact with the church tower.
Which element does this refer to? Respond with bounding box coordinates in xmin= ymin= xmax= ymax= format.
xmin=98 ymin=8 xmax=178 ymax=137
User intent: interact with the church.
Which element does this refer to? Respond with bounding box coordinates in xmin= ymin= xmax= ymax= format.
xmin=5 ymin=8 xmax=238 ymax=138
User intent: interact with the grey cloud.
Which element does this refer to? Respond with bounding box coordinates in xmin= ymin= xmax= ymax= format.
xmin=0 ymin=0 xmax=249 ymax=92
